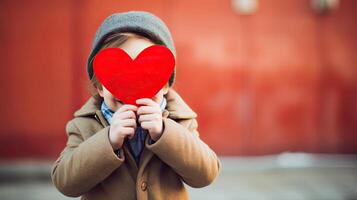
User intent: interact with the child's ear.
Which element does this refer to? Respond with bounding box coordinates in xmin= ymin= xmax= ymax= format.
xmin=163 ymin=83 xmax=169 ymax=95
xmin=97 ymin=88 xmax=104 ymax=97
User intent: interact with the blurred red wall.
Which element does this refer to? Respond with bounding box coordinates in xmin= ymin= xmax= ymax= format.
xmin=0 ymin=0 xmax=356 ymax=159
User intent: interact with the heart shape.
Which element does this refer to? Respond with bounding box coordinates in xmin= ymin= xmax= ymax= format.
xmin=93 ymin=45 xmax=175 ymax=105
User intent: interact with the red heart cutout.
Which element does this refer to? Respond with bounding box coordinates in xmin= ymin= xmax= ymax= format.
xmin=93 ymin=45 xmax=175 ymax=105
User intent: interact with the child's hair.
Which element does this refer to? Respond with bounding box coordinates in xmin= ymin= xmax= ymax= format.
xmin=88 ymin=32 xmax=174 ymax=96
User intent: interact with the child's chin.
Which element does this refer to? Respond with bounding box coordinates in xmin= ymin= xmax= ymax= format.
xmin=112 ymin=102 xmax=123 ymax=110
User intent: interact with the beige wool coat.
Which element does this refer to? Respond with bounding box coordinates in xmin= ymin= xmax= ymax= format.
xmin=51 ymin=89 xmax=220 ymax=200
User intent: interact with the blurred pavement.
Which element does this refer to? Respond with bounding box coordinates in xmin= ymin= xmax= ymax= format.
xmin=1 ymin=153 xmax=357 ymax=200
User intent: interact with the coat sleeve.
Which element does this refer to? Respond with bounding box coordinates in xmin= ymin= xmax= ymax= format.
xmin=145 ymin=117 xmax=221 ymax=188
xmin=51 ymin=119 xmax=125 ymax=197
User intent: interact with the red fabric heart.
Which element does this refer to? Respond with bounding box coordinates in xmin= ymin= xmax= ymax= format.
xmin=93 ymin=45 xmax=175 ymax=105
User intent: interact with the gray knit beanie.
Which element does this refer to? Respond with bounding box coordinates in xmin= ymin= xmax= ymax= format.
xmin=87 ymin=11 xmax=177 ymax=86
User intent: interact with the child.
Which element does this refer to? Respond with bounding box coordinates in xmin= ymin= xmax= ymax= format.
xmin=51 ymin=11 xmax=220 ymax=200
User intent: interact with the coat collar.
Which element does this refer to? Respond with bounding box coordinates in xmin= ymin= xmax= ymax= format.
xmin=73 ymin=89 xmax=197 ymax=119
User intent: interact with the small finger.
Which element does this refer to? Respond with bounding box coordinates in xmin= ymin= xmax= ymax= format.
xmin=137 ymin=106 xmax=160 ymax=115
xmin=117 ymin=110 xmax=136 ymax=119
xmin=138 ymin=114 xmax=160 ymax=123
xmin=117 ymin=104 xmax=138 ymax=113
xmin=121 ymin=118 xmax=137 ymax=127
xmin=121 ymin=127 xmax=135 ymax=134
xmin=140 ymin=121 xmax=154 ymax=130
xmin=136 ymin=98 xmax=157 ymax=107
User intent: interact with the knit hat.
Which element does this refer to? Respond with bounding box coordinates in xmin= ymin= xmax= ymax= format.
xmin=87 ymin=11 xmax=177 ymax=86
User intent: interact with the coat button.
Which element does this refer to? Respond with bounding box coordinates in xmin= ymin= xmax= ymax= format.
xmin=141 ymin=181 xmax=147 ymax=191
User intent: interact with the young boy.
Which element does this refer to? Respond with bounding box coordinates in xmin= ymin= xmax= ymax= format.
xmin=51 ymin=11 xmax=220 ymax=200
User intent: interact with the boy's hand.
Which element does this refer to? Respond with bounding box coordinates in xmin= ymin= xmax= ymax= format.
xmin=109 ymin=105 xmax=138 ymax=150
xmin=136 ymin=98 xmax=164 ymax=141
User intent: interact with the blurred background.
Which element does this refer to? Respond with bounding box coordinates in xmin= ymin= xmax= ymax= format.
xmin=0 ymin=0 xmax=356 ymax=199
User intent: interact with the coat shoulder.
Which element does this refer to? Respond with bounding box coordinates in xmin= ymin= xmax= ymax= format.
xmin=166 ymin=89 xmax=197 ymax=120
xmin=66 ymin=116 xmax=104 ymax=140
xmin=66 ymin=94 xmax=105 ymax=139
xmin=73 ymin=94 xmax=103 ymax=117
